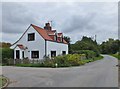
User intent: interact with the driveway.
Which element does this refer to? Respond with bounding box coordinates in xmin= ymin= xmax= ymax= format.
xmin=2 ymin=55 xmax=118 ymax=87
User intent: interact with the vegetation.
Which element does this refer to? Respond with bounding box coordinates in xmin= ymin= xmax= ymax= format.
xmin=71 ymin=50 xmax=96 ymax=59
xmin=0 ymin=75 xmax=8 ymax=88
xmin=0 ymin=48 xmax=14 ymax=65
xmin=100 ymin=38 xmax=120 ymax=54
xmin=15 ymin=54 xmax=103 ymax=68
xmin=64 ymin=36 xmax=71 ymax=53
xmin=0 ymin=42 xmax=11 ymax=48
xmin=70 ymin=36 xmax=100 ymax=57
xmin=111 ymin=53 xmax=120 ymax=60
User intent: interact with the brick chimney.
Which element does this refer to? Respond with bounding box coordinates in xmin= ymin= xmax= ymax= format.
xmin=44 ymin=22 xmax=52 ymax=30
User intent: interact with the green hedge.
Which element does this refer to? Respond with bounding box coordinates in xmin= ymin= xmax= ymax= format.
xmin=0 ymin=48 xmax=14 ymax=65
xmin=53 ymin=54 xmax=87 ymax=67
xmin=72 ymin=50 xmax=97 ymax=59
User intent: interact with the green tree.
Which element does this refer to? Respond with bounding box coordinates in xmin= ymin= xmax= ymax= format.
xmin=71 ymin=36 xmax=100 ymax=57
xmin=64 ymin=36 xmax=71 ymax=53
xmin=100 ymin=38 xmax=120 ymax=54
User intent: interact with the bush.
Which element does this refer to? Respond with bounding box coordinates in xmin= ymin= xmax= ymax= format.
xmin=1 ymin=48 xmax=14 ymax=65
xmin=53 ymin=54 xmax=86 ymax=66
xmin=15 ymin=54 xmax=103 ymax=68
xmin=72 ymin=50 xmax=96 ymax=59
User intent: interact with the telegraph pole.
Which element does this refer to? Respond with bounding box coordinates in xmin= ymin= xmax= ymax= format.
xmin=95 ymin=35 xmax=97 ymax=41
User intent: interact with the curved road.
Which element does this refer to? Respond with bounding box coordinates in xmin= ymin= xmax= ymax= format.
xmin=2 ymin=55 xmax=118 ymax=87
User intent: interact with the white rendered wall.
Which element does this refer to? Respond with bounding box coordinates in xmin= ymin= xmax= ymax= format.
xmin=46 ymin=41 xmax=68 ymax=58
xmin=11 ymin=26 xmax=45 ymax=60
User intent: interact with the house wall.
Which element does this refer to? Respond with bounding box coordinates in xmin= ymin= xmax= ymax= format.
xmin=46 ymin=41 xmax=68 ymax=58
xmin=11 ymin=26 xmax=45 ymax=60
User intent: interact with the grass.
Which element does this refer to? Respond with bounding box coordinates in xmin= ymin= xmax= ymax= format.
xmin=0 ymin=75 xmax=7 ymax=88
xmin=111 ymin=54 xmax=120 ymax=60
xmin=82 ymin=56 xmax=103 ymax=63
xmin=117 ymin=56 xmax=120 ymax=87
xmin=111 ymin=53 xmax=120 ymax=87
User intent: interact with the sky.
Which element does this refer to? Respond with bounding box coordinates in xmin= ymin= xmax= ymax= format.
xmin=1 ymin=1 xmax=118 ymax=44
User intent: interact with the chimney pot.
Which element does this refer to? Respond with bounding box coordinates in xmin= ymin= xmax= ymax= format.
xmin=44 ymin=22 xmax=52 ymax=30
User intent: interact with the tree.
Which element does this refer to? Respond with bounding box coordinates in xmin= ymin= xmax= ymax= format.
xmin=100 ymin=39 xmax=120 ymax=54
xmin=64 ymin=36 xmax=71 ymax=53
xmin=70 ymin=36 xmax=100 ymax=56
xmin=0 ymin=42 xmax=11 ymax=48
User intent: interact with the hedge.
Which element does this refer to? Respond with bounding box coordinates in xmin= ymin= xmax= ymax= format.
xmin=72 ymin=50 xmax=97 ymax=59
xmin=0 ymin=48 xmax=14 ymax=65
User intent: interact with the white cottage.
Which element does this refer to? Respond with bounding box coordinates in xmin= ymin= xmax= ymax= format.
xmin=10 ymin=23 xmax=68 ymax=60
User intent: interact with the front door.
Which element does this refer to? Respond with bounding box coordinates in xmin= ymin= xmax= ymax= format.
xmin=22 ymin=51 xmax=24 ymax=59
xmin=16 ymin=50 xmax=20 ymax=59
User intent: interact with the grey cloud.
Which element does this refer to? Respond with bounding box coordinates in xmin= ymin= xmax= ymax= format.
xmin=2 ymin=2 xmax=37 ymax=34
xmin=2 ymin=2 xmax=118 ymax=44
xmin=62 ymin=13 xmax=96 ymax=33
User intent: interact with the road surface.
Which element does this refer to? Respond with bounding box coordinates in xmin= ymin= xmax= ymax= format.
xmin=2 ymin=55 xmax=118 ymax=87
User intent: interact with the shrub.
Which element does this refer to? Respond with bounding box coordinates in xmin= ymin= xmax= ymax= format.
xmin=23 ymin=58 xmax=30 ymax=64
xmin=53 ymin=54 xmax=86 ymax=66
xmin=15 ymin=54 xmax=103 ymax=68
xmin=1 ymin=48 xmax=13 ymax=65
xmin=72 ymin=50 xmax=96 ymax=59
xmin=65 ymin=54 xmax=81 ymax=66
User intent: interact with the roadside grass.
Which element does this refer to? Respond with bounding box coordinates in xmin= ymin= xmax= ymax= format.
xmin=118 ymin=60 xmax=120 ymax=87
xmin=111 ymin=54 xmax=120 ymax=60
xmin=82 ymin=56 xmax=103 ymax=63
xmin=111 ymin=53 xmax=120 ymax=87
xmin=0 ymin=75 xmax=8 ymax=88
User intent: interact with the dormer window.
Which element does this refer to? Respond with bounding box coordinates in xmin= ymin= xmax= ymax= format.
xmin=28 ymin=33 xmax=35 ymax=41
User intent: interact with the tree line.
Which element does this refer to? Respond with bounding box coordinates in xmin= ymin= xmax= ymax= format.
xmin=64 ymin=36 xmax=120 ymax=55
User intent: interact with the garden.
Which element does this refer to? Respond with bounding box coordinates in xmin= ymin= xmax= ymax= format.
xmin=1 ymin=47 xmax=103 ymax=68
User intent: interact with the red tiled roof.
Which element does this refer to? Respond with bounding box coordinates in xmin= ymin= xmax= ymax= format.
xmin=31 ymin=24 xmax=68 ymax=44
xmin=17 ymin=44 xmax=25 ymax=49
xmin=31 ymin=24 xmax=53 ymax=41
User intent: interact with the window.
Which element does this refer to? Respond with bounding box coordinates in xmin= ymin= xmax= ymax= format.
xmin=51 ymin=51 xmax=56 ymax=57
xmin=31 ymin=51 xmax=39 ymax=58
xmin=62 ymin=51 xmax=66 ymax=55
xmin=28 ymin=33 xmax=35 ymax=41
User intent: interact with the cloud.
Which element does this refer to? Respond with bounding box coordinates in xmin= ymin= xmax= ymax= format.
xmin=2 ymin=2 xmax=37 ymax=34
xmin=2 ymin=2 xmax=118 ymax=44
xmin=62 ymin=13 xmax=96 ymax=33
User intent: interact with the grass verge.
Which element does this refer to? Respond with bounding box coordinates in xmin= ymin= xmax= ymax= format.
xmin=0 ymin=75 xmax=8 ymax=89
xmin=111 ymin=54 xmax=120 ymax=60
xmin=118 ymin=60 xmax=120 ymax=87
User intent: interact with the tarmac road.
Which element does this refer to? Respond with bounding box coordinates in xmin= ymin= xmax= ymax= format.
xmin=2 ymin=55 xmax=118 ymax=87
